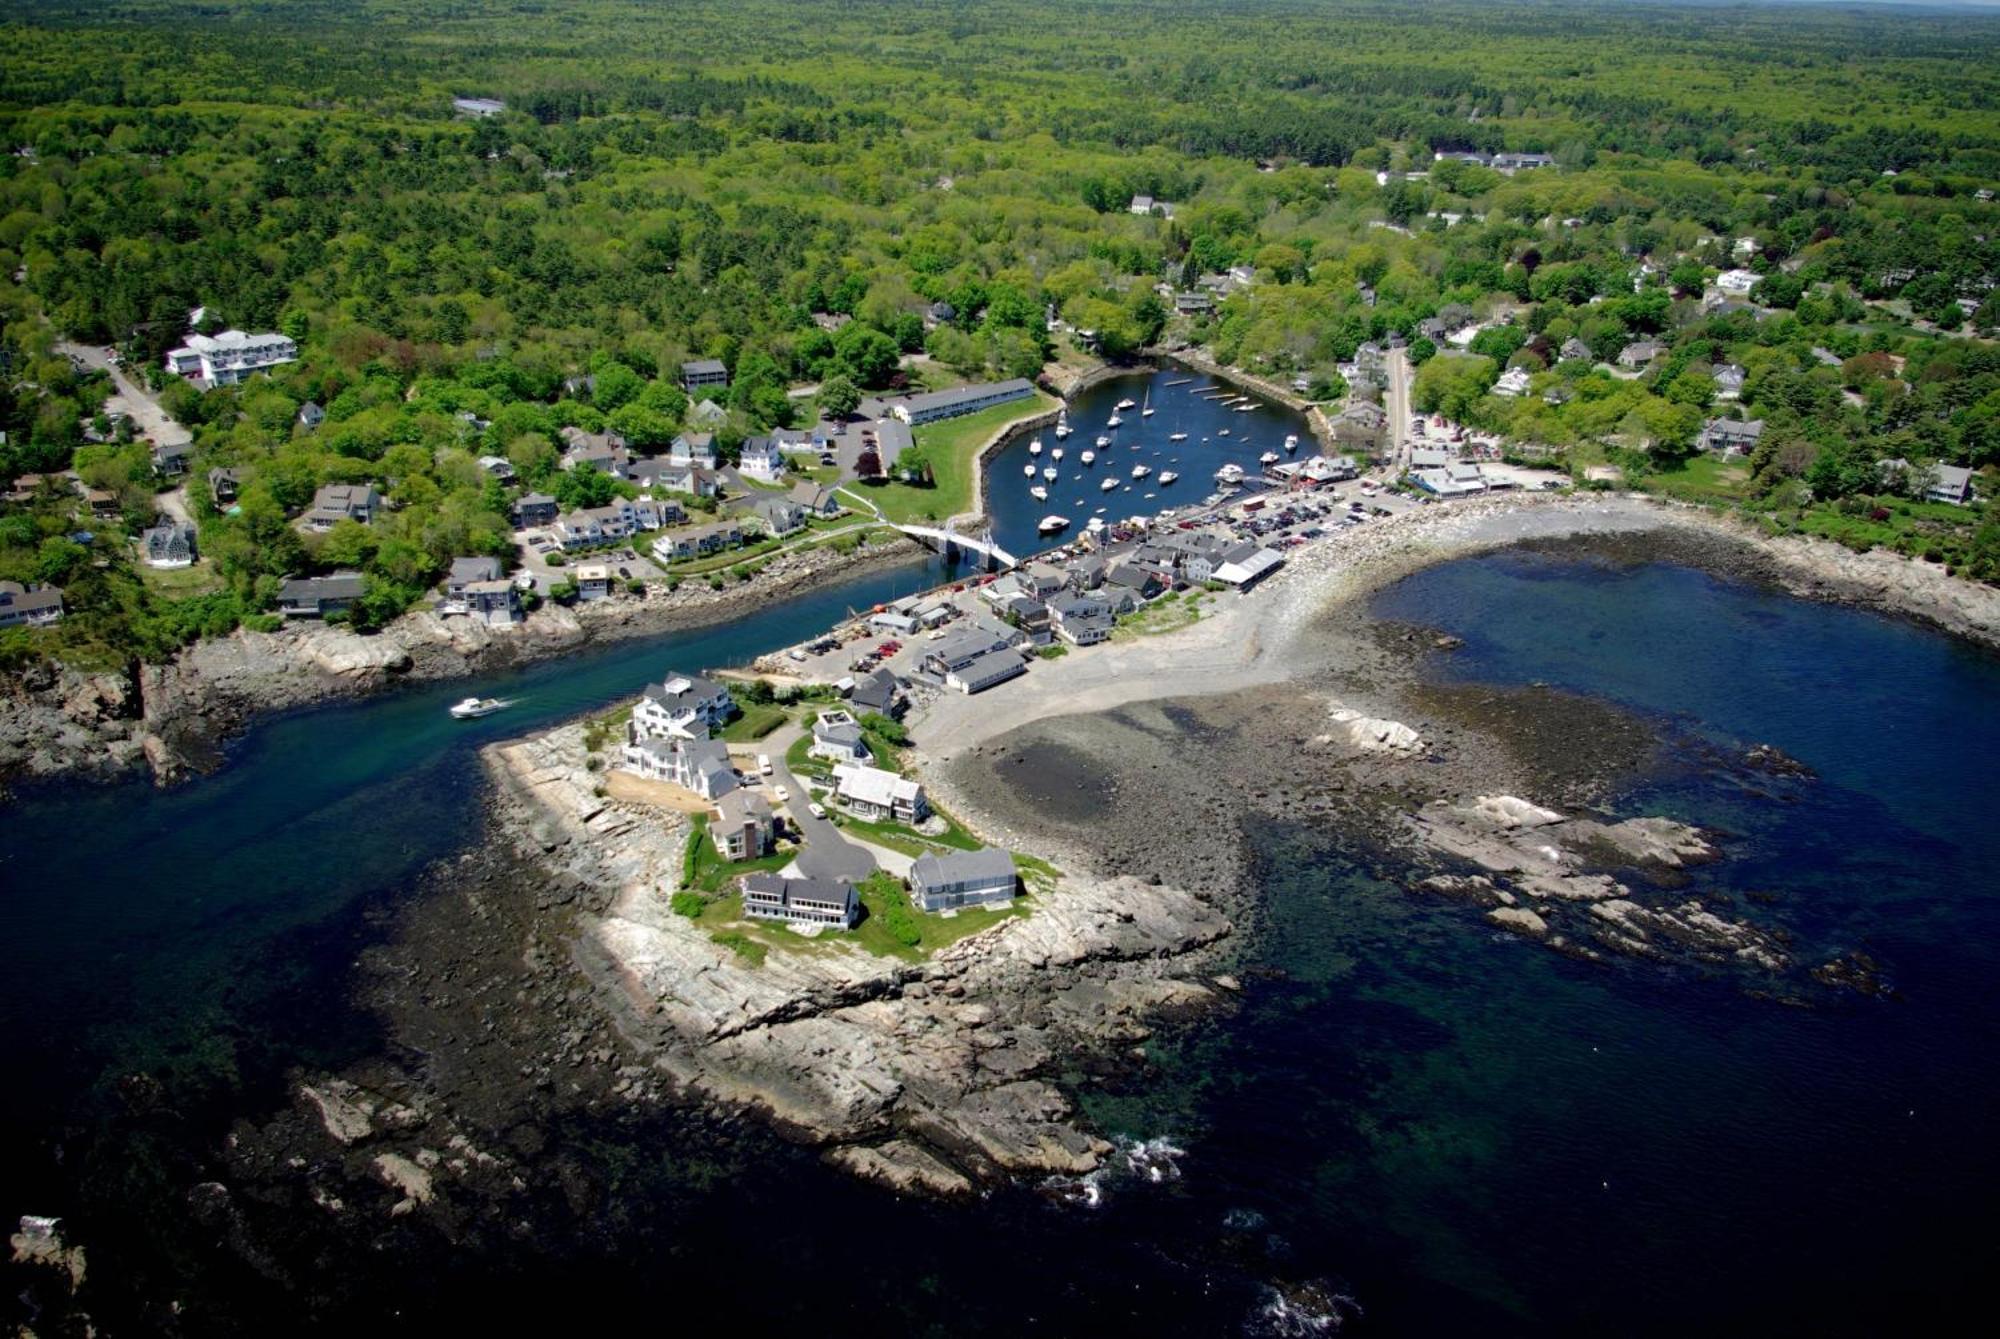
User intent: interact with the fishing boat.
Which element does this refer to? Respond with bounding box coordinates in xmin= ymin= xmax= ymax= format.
xmin=1284 ymin=434 xmax=1300 ymax=453
xmin=1131 ymin=463 xmax=1151 ymax=479
xmin=1214 ymin=463 xmax=1246 ymax=484
xmin=449 ymin=696 xmax=508 ymax=720
xmin=1101 ymin=477 xmax=1120 ymax=492
xmin=1159 ymin=470 xmax=1179 ymax=485
xmin=1079 ymin=449 xmax=1096 ymax=465
xmin=1260 ymin=451 xmax=1282 ymax=465
xmin=1115 ymin=396 xmax=1137 ymax=411
xmin=1168 ymin=432 xmax=1188 ymax=442
xmin=1023 ymin=462 xmax=1037 ymax=477
xmin=1106 ymin=413 xmax=1123 ymax=428
xmin=1038 ymin=515 xmax=1070 ymax=535
xmin=1030 ymin=485 xmax=1048 ymax=501
xmin=1052 ymin=446 xmax=1064 ymax=461
xmin=1029 ymin=439 xmax=1042 ymax=456
xmin=1043 ymin=466 xmax=1058 ymax=481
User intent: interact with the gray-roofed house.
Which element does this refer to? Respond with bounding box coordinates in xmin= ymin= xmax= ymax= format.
xmin=890 ymin=378 xmax=1034 ymax=426
xmin=1212 ymin=542 xmax=1285 ymax=589
xmin=1617 ymin=340 xmax=1667 ymax=369
xmin=751 ymin=494 xmax=807 ymax=537
xmin=298 ymin=401 xmax=326 ymax=429
xmin=669 ymin=433 xmax=720 ymax=470
xmin=1698 ymin=418 xmax=1765 ymax=455
xmin=142 ymin=521 xmax=197 ymax=569
xmin=277 ymin=571 xmax=366 ymax=618
xmin=0 ymin=580 xmax=65 ymax=628
xmin=711 ymin=790 xmax=776 ymax=861
xmin=151 ymin=441 xmax=191 ymax=478
xmin=809 ymin=709 xmax=872 ymax=764
xmin=946 ymin=647 xmax=1028 ymax=695
xmin=619 ymin=734 xmax=738 ymax=800
xmin=908 ymin=847 xmax=1018 ymax=913
xmin=513 ymin=493 xmax=558 ymax=529
xmin=207 ymin=467 xmax=241 ymax=505
xmin=831 ymin=763 xmax=927 ymax=823
xmin=923 ymin=623 xmax=1013 ymax=675
xmin=737 ymin=435 xmax=787 ymax=483
xmin=1559 ymin=337 xmax=1592 ymax=363
xmin=634 ymin=672 xmax=736 ymax=737
xmin=679 ymin=359 xmax=730 ymax=391
xmin=306 ymin=483 xmax=381 ymax=531
xmin=1106 ymin=561 xmax=1171 ymax=601
xmin=788 ymin=481 xmax=845 ymax=518
xmin=848 ymin=667 xmax=906 ymax=719
xmin=740 ymin=873 xmax=858 ymax=930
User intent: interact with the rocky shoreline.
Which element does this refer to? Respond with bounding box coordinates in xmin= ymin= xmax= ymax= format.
xmin=0 ymin=535 xmax=924 ymax=798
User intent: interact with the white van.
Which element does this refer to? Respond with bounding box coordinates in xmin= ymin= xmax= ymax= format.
xmin=757 ymin=754 xmax=773 ymax=776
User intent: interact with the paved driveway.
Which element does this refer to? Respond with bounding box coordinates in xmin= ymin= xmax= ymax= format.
xmin=61 ymin=343 xmax=192 ymax=449
xmin=764 ymin=723 xmax=876 ymax=883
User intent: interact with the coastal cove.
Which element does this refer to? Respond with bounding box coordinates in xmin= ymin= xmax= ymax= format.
xmin=8 ymin=515 xmax=1999 ymax=1333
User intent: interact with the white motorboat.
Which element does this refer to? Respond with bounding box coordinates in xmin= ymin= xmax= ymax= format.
xmin=1106 ymin=413 xmax=1123 ymax=428
xmin=1043 ymin=466 xmax=1058 ymax=481
xmin=1096 ymin=434 xmax=1112 ymax=448
xmin=1029 ymin=439 xmax=1042 ymax=456
xmin=450 ymin=696 xmax=508 ymax=720
xmin=1159 ymin=470 xmax=1179 ymax=485
xmin=1218 ymin=427 xmax=1232 ymax=436
xmin=1038 ymin=515 xmax=1070 ymax=535
xmin=1052 ymin=446 xmax=1064 ymax=461
xmin=1101 ymin=477 xmax=1120 ymax=492
xmin=1131 ymin=464 xmax=1151 ymax=479
xmin=1215 ymin=463 xmax=1246 ymax=484
xmin=1169 ymin=432 xmax=1188 ymax=442
xmin=1030 ymin=485 xmax=1048 ymax=501
xmin=1236 ymin=403 xmax=1254 ymax=413
xmin=1285 ymin=434 xmax=1300 ymax=453
xmin=1116 ymin=397 xmax=1137 ymax=411
xmin=1260 ymin=451 xmax=1282 ymax=465
xmin=1024 ymin=462 xmax=1037 ymax=477
xmin=1079 ymin=450 xmax=1096 ymax=465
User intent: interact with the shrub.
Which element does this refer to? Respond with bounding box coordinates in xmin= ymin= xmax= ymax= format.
xmin=671 ymin=891 xmax=705 ymax=918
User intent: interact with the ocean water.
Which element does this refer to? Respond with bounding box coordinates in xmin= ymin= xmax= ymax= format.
xmin=5 ymin=546 xmax=1997 ymax=1335
xmin=981 ymin=366 xmax=1309 ymax=558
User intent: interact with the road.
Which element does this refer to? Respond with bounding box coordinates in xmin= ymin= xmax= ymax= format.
xmin=758 ymin=722 xmax=877 ymax=883
xmin=59 ymin=342 xmax=191 ymax=449
xmin=1384 ymin=348 xmax=1414 ymax=474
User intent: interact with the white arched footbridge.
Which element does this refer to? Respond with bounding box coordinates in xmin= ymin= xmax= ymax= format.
xmin=894 ymin=524 xmax=1019 ymax=571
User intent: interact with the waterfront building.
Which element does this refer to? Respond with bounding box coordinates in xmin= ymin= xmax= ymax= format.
xmin=908 ymin=847 xmax=1018 ymax=913
xmin=740 ymin=873 xmax=859 ymax=930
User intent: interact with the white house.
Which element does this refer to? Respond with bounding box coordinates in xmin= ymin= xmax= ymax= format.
xmin=620 ymin=734 xmax=738 ymax=799
xmin=831 ymin=763 xmax=927 ymax=823
xmin=809 ymin=709 xmax=872 ymax=764
xmin=738 ymin=435 xmax=786 ymax=483
xmin=1492 ymin=367 xmax=1532 ymax=398
xmin=163 ymin=330 xmax=297 ymax=387
xmin=633 ymin=673 xmax=735 ymax=739
xmin=1715 ymin=269 xmax=1760 ymax=297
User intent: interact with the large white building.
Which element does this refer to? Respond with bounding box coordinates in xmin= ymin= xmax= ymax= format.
xmin=163 ymin=330 xmax=297 ymax=387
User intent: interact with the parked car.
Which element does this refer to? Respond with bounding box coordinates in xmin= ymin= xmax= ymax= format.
xmin=773 ymin=785 xmax=789 ymax=802
xmin=808 ymin=802 xmax=827 ymax=820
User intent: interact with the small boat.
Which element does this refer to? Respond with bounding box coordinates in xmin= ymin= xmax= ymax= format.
xmin=1139 ymin=388 xmax=1155 ymax=418
xmin=1029 ymin=439 xmax=1042 ymax=456
xmin=1095 ymin=435 xmax=1112 ymax=448
xmin=1079 ymin=450 xmax=1096 ymax=465
xmin=1039 ymin=515 xmax=1070 ymax=535
xmin=1106 ymin=413 xmax=1123 ymax=428
xmin=1053 ymin=446 xmax=1065 ymax=461
xmin=1235 ymin=403 xmax=1254 ymax=413
xmin=1159 ymin=471 xmax=1179 ymax=485
xmin=450 ymin=696 xmax=508 ymax=720
xmin=1285 ymin=434 xmax=1300 ymax=453
xmin=1169 ymin=432 xmax=1188 ymax=442
xmin=1218 ymin=428 xmax=1232 ymax=437
xmin=1054 ymin=419 xmax=1072 ymax=439
xmin=1030 ymin=485 xmax=1048 ymax=501
xmin=1101 ymin=477 xmax=1120 ymax=492
xmin=1116 ymin=397 xmax=1137 ymax=411
xmin=1260 ymin=451 xmax=1282 ymax=465
xmin=1215 ymin=464 xmax=1246 ymax=484
xmin=1094 ymin=506 xmax=1107 ymax=514
xmin=1131 ymin=464 xmax=1151 ymax=479
xmin=1043 ymin=466 xmax=1058 ymax=481
xmin=1023 ymin=462 xmax=1037 ymax=477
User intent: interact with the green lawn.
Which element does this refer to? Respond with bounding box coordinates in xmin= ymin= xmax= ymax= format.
xmin=856 ymin=392 xmax=1057 ymax=524
xmin=1638 ymin=453 xmax=1752 ymax=505
xmin=719 ymin=700 xmax=790 ymax=743
xmin=852 ymin=872 xmax=1030 ymax=961
xmin=136 ymin=562 xmax=228 ymax=597
xmin=1112 ymin=589 xmax=1208 ymax=641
